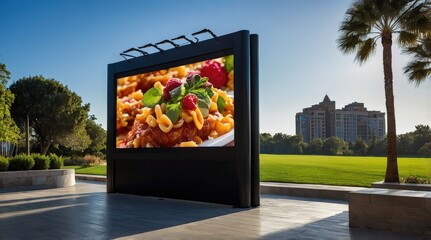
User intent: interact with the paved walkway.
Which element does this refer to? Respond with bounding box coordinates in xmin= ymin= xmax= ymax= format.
xmin=0 ymin=181 xmax=424 ymax=239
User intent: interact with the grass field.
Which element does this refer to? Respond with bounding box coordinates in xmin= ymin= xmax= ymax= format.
xmin=63 ymin=155 xmax=431 ymax=187
xmin=261 ymin=154 xmax=431 ymax=187
xmin=63 ymin=165 xmax=107 ymax=175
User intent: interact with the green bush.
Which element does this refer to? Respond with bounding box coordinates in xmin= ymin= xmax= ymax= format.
xmin=0 ymin=156 xmax=9 ymax=172
xmin=32 ymin=154 xmax=50 ymax=170
xmin=49 ymin=153 xmax=64 ymax=169
xmin=8 ymin=154 xmax=35 ymax=171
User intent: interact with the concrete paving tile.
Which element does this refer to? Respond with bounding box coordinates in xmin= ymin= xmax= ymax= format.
xmin=0 ymin=181 xmax=427 ymax=239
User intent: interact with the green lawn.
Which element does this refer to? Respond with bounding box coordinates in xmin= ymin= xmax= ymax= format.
xmin=63 ymin=155 xmax=431 ymax=187
xmin=261 ymin=154 xmax=431 ymax=187
xmin=63 ymin=165 xmax=107 ymax=175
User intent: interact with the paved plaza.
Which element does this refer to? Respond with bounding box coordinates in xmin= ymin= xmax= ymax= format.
xmin=0 ymin=181 xmax=425 ymax=239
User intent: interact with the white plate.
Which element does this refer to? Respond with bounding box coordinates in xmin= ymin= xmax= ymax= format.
xmin=199 ymin=129 xmax=234 ymax=147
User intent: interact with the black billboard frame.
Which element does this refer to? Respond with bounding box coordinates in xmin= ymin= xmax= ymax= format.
xmin=107 ymin=30 xmax=259 ymax=207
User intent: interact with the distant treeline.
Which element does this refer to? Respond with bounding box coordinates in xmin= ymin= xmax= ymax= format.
xmin=260 ymin=125 xmax=431 ymax=157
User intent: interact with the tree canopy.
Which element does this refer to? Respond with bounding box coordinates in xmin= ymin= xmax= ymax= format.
xmin=84 ymin=116 xmax=107 ymax=154
xmin=0 ymin=63 xmax=20 ymax=144
xmin=9 ymin=76 xmax=90 ymax=155
xmin=260 ymin=126 xmax=431 ymax=157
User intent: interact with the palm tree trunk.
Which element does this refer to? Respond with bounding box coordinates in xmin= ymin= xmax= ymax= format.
xmin=382 ymin=33 xmax=399 ymax=183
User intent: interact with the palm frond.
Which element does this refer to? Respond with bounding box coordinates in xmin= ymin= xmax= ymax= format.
xmin=337 ymin=34 xmax=363 ymax=53
xmin=355 ymin=38 xmax=377 ymax=63
xmin=398 ymin=31 xmax=418 ymax=46
xmin=398 ymin=1 xmax=431 ymax=32
xmin=403 ymin=60 xmax=431 ymax=85
xmin=403 ymin=36 xmax=431 ymax=58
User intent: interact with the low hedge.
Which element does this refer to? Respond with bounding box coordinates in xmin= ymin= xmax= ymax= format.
xmin=32 ymin=154 xmax=51 ymax=170
xmin=49 ymin=154 xmax=64 ymax=169
xmin=8 ymin=154 xmax=35 ymax=171
xmin=1 ymin=153 xmax=65 ymax=171
xmin=0 ymin=156 xmax=9 ymax=172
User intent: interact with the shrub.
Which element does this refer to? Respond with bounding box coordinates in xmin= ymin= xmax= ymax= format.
xmin=401 ymin=175 xmax=431 ymax=184
xmin=82 ymin=154 xmax=104 ymax=166
xmin=0 ymin=156 xmax=9 ymax=172
xmin=49 ymin=153 xmax=64 ymax=169
xmin=8 ymin=154 xmax=35 ymax=171
xmin=32 ymin=154 xmax=50 ymax=170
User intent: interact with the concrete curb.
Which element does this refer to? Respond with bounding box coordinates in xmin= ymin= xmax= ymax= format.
xmin=75 ymin=175 xmax=366 ymax=201
xmin=260 ymin=182 xmax=366 ymax=201
xmin=75 ymin=174 xmax=107 ymax=182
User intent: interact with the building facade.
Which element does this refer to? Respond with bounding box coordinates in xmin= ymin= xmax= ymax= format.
xmin=296 ymin=95 xmax=385 ymax=143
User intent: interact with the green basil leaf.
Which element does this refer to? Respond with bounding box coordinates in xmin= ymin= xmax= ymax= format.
xmin=166 ymin=102 xmax=181 ymax=123
xmin=195 ymin=76 xmax=208 ymax=88
xmin=217 ymin=95 xmax=226 ymax=112
xmin=190 ymin=89 xmax=209 ymax=100
xmin=142 ymin=87 xmax=162 ymax=108
xmin=205 ymin=85 xmax=214 ymax=98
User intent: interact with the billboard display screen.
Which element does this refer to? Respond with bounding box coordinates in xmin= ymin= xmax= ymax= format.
xmin=107 ymin=30 xmax=259 ymax=207
xmin=116 ymin=55 xmax=235 ymax=148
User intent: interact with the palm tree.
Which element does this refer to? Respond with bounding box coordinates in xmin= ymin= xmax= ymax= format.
xmin=404 ymin=36 xmax=431 ymax=85
xmin=337 ymin=0 xmax=431 ymax=183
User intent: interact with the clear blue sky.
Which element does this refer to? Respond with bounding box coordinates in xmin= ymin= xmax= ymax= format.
xmin=1 ymin=0 xmax=430 ymax=135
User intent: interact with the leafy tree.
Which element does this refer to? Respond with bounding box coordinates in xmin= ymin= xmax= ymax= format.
xmin=374 ymin=137 xmax=388 ymax=156
xmin=9 ymin=76 xmax=90 ymax=155
xmin=272 ymin=133 xmax=289 ymax=153
xmin=352 ymin=139 xmax=368 ymax=155
xmin=322 ymin=136 xmax=345 ymax=155
xmin=412 ymin=125 xmax=431 ymax=153
xmin=260 ymin=133 xmax=274 ymax=153
xmin=84 ymin=116 xmax=107 ymax=154
xmin=397 ymin=132 xmax=415 ymax=155
xmin=404 ymin=36 xmax=431 ymax=85
xmin=288 ymin=135 xmax=306 ymax=154
xmin=307 ymin=138 xmax=324 ymax=154
xmin=337 ymin=0 xmax=431 ymax=182
xmin=0 ymin=63 xmax=20 ymax=144
xmin=418 ymin=142 xmax=431 ymax=156
xmin=59 ymin=124 xmax=91 ymax=152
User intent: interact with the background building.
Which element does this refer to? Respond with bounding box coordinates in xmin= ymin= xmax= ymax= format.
xmin=296 ymin=95 xmax=385 ymax=143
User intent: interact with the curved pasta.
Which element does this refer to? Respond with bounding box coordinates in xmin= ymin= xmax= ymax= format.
xmin=157 ymin=114 xmax=173 ymax=133
xmin=209 ymin=101 xmax=218 ymax=112
xmin=215 ymin=121 xmax=231 ymax=135
xmin=181 ymin=110 xmax=194 ymax=123
xmin=155 ymin=104 xmax=163 ymax=119
xmin=146 ymin=115 xmax=158 ymax=128
xmin=189 ymin=108 xmax=204 ymax=130
xmin=136 ymin=107 xmax=154 ymax=121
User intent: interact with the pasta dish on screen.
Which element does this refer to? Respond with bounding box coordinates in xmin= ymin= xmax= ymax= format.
xmin=116 ymin=56 xmax=235 ymax=148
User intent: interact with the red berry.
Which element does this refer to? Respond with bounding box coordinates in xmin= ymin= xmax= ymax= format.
xmin=163 ymin=78 xmax=182 ymax=101
xmin=182 ymin=94 xmax=198 ymax=110
xmin=199 ymin=61 xmax=227 ymax=89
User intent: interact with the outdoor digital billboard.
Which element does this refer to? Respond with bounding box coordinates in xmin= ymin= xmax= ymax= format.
xmin=107 ymin=30 xmax=259 ymax=207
